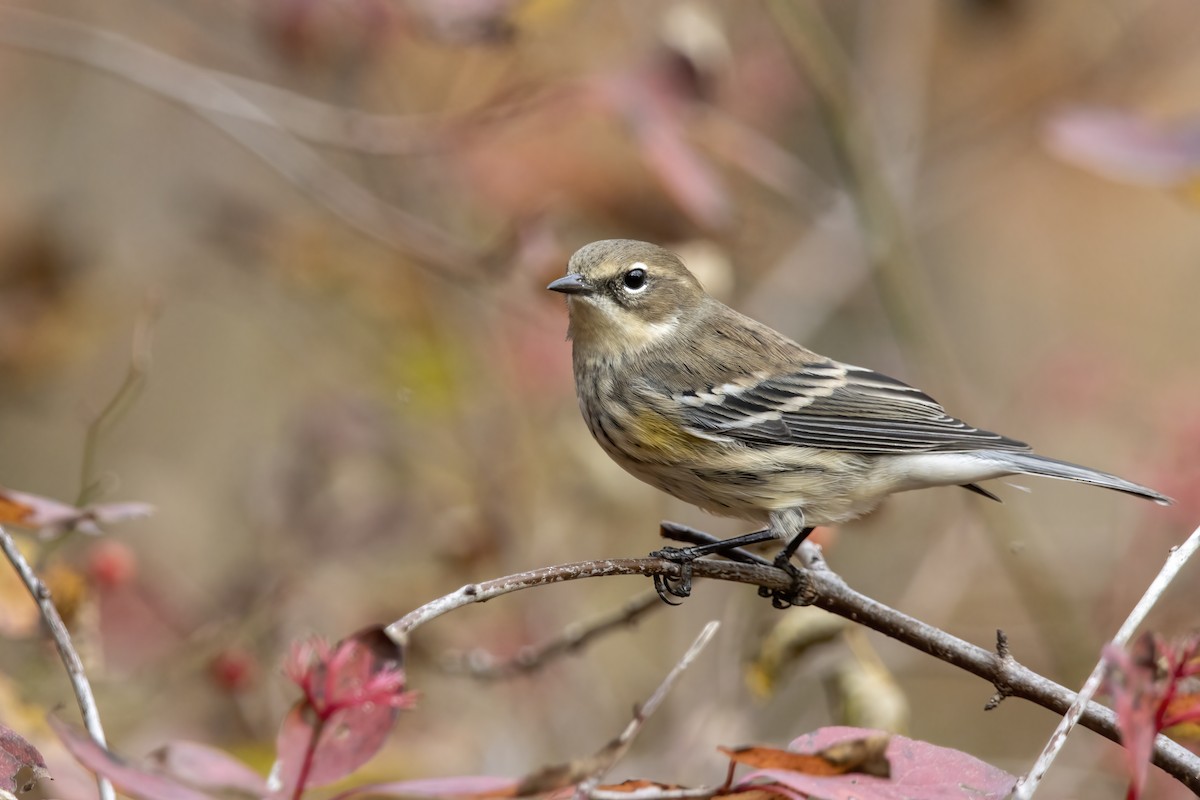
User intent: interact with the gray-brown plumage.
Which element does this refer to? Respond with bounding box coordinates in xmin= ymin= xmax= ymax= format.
xmin=548 ymin=239 xmax=1170 ymax=548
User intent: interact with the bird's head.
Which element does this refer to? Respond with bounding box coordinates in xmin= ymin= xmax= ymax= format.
xmin=547 ymin=240 xmax=706 ymax=356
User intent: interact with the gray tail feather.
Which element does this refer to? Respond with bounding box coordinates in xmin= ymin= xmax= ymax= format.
xmin=984 ymin=451 xmax=1172 ymax=505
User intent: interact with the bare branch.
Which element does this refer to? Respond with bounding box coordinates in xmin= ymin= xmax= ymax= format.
xmin=0 ymin=525 xmax=114 ymax=800
xmin=1014 ymin=521 xmax=1200 ymax=798
xmin=387 ymin=530 xmax=1200 ymax=792
xmin=440 ymin=590 xmax=662 ymax=680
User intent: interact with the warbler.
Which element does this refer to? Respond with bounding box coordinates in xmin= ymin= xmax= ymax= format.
xmin=548 ymin=239 xmax=1171 ymax=602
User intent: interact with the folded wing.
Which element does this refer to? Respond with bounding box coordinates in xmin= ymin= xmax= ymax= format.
xmin=654 ymin=360 xmax=1030 ymax=455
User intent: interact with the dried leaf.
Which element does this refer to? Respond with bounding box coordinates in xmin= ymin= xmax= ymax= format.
xmin=826 ymin=640 xmax=909 ymax=733
xmin=0 ymin=487 xmax=152 ymax=537
xmin=734 ymin=727 xmax=1014 ymax=800
xmin=594 ymin=780 xmax=681 ymax=794
xmin=0 ymin=724 xmax=49 ymax=794
xmin=721 ymin=734 xmax=889 ymax=778
xmin=1163 ymin=689 xmax=1200 ymax=739
xmin=745 ymin=606 xmax=847 ymax=699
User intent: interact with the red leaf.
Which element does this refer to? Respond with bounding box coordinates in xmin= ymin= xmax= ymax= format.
xmin=50 ymin=717 xmax=213 ymax=800
xmin=1104 ymin=636 xmax=1163 ymax=797
xmin=735 ymin=727 xmax=1014 ymax=800
xmin=147 ymin=741 xmax=267 ymax=797
xmin=0 ymin=723 xmax=49 ymax=794
xmin=332 ymin=775 xmax=518 ymax=800
xmin=271 ymin=626 xmax=413 ymax=797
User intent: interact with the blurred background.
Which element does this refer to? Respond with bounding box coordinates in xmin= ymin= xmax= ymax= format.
xmin=0 ymin=0 xmax=1198 ymax=796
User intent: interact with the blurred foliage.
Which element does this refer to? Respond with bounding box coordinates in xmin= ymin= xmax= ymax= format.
xmin=0 ymin=1 xmax=1199 ymax=797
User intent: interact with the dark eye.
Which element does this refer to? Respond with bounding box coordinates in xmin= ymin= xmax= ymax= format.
xmin=622 ymin=267 xmax=647 ymax=292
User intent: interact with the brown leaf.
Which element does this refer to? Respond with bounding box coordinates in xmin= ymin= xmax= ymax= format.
xmin=720 ymin=733 xmax=889 ymax=778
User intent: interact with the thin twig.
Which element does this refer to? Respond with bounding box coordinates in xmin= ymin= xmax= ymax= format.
xmin=440 ymin=590 xmax=662 ymax=679
xmin=1013 ymin=521 xmax=1200 ymax=799
xmin=0 ymin=7 xmax=485 ymax=280
xmin=76 ymin=298 xmax=158 ymax=508
xmin=508 ymin=621 xmax=721 ymax=800
xmin=574 ymin=622 xmax=720 ymax=799
xmin=0 ymin=525 xmax=114 ymax=800
xmin=387 ymin=539 xmax=1200 ymax=791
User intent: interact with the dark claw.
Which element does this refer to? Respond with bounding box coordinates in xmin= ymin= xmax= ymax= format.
xmin=650 ymin=546 xmax=697 ymax=603
xmin=653 ymin=574 xmax=684 ymax=605
xmin=765 ymin=551 xmax=814 ymax=609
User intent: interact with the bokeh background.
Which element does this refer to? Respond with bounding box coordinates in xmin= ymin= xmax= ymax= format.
xmin=1 ymin=0 xmax=1199 ymax=796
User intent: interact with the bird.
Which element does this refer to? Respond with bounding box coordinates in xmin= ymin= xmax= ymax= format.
xmin=547 ymin=239 xmax=1171 ymax=605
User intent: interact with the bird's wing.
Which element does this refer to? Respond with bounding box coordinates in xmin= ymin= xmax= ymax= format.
xmin=646 ymin=359 xmax=1030 ymax=454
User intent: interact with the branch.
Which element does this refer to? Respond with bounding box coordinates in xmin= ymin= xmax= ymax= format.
xmin=1014 ymin=520 xmax=1200 ymax=798
xmin=574 ymin=621 xmax=719 ymax=798
xmin=0 ymin=524 xmax=114 ymax=800
xmin=387 ymin=530 xmax=1200 ymax=792
xmin=510 ymin=622 xmax=721 ymax=800
xmin=439 ymin=590 xmax=662 ymax=679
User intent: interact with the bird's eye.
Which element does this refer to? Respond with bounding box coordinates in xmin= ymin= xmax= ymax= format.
xmin=622 ymin=267 xmax=648 ymax=293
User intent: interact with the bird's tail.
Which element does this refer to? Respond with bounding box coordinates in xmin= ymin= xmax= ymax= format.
xmin=983 ymin=451 xmax=1172 ymax=505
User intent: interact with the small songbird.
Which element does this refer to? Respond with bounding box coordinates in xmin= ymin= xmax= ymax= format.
xmin=547 ymin=239 xmax=1171 ymax=603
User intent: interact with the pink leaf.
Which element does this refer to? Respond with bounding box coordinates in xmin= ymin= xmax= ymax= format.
xmin=0 ymin=723 xmax=49 ymax=794
xmin=147 ymin=741 xmax=267 ymax=797
xmin=332 ymin=775 xmax=518 ymax=800
xmin=50 ymin=717 xmax=214 ymax=800
xmin=735 ymin=727 xmax=1015 ymax=800
xmin=271 ymin=626 xmax=412 ymax=798
xmin=0 ymin=486 xmax=152 ymax=536
xmin=1044 ymin=107 xmax=1200 ymax=186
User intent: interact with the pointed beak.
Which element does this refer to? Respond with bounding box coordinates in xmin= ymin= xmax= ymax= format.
xmin=547 ymin=273 xmax=592 ymax=296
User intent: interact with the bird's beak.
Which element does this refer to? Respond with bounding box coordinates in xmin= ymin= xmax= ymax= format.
xmin=547 ymin=273 xmax=592 ymax=296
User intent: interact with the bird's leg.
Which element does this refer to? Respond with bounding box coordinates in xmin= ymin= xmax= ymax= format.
xmin=658 ymin=521 xmax=773 ymax=567
xmin=757 ymin=509 xmax=816 ymax=609
xmin=650 ymin=527 xmax=778 ymax=603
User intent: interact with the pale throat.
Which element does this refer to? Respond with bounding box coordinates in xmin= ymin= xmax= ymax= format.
xmin=568 ymin=297 xmax=681 ymax=356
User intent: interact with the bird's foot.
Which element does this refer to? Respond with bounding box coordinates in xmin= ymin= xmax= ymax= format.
xmin=758 ymin=551 xmax=816 ymax=609
xmin=649 ymin=546 xmax=701 ymax=604
xmin=650 ymin=526 xmax=781 ymax=605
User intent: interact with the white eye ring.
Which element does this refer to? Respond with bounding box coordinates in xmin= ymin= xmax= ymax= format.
xmin=622 ymin=262 xmax=648 ymax=293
